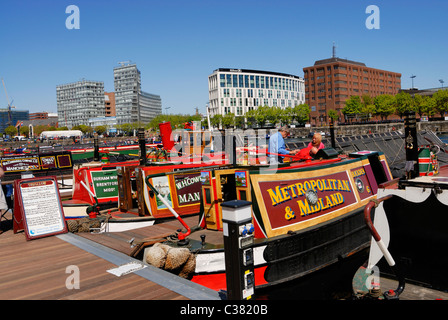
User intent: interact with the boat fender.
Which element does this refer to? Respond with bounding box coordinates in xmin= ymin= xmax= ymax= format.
xmin=145 ymin=243 xmax=196 ymax=279
xmin=66 ymin=217 xmax=102 ymax=233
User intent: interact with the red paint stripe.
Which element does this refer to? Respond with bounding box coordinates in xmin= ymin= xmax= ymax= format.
xmin=191 ymin=266 xmax=268 ymax=291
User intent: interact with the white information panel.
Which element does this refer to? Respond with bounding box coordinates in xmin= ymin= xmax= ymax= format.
xmin=14 ymin=177 xmax=67 ymax=240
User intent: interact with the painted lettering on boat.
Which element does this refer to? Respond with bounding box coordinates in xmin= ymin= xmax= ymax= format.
xmin=174 ymin=173 xmax=202 ymax=206
xmin=178 ymin=192 xmax=200 ymax=204
xmin=351 ymin=167 xmax=366 ymax=178
xmin=350 ymin=166 xmax=373 ymax=201
xmin=296 ymin=192 xmax=344 ymax=217
xmin=258 ymin=171 xmax=358 ymax=229
xmin=267 ymin=178 xmax=350 ymax=207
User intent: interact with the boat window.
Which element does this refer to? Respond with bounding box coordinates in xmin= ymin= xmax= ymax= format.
xmin=239 ymin=189 xmax=247 ymax=201
xmin=204 ymin=188 xmax=212 ymax=205
xmin=221 ymin=174 xmax=237 ymax=202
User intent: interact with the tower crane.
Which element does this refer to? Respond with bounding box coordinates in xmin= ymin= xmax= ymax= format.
xmin=1 ymin=78 xmax=15 ymax=127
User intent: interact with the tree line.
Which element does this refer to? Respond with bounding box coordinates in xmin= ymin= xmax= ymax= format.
xmin=7 ymin=89 xmax=448 ymax=137
xmin=341 ymin=90 xmax=448 ymax=122
xmin=210 ymin=104 xmax=311 ymax=129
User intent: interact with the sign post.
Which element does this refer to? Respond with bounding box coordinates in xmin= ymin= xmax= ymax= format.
xmin=221 ymin=200 xmax=255 ymax=300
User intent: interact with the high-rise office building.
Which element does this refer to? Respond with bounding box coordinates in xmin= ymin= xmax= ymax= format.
xmin=303 ymin=52 xmax=401 ymax=125
xmin=208 ymin=68 xmax=305 ymax=118
xmin=113 ymin=62 xmax=162 ymax=124
xmin=56 ymin=80 xmax=105 ymax=128
xmin=0 ymin=109 xmax=29 ymax=133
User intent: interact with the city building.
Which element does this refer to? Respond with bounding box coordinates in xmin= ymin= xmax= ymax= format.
xmin=29 ymin=112 xmax=57 ymax=120
xmin=56 ymin=80 xmax=105 ymax=128
xmin=0 ymin=109 xmax=29 ymax=134
xmin=105 ymin=92 xmax=116 ymax=117
xmin=400 ymin=87 xmax=446 ymax=97
xmin=208 ymin=68 xmax=305 ymax=118
xmin=113 ymin=62 xmax=162 ymax=124
xmin=303 ymin=53 xmax=401 ymax=125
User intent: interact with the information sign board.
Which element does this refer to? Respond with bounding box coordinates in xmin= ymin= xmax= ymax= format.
xmin=13 ymin=176 xmax=67 ymax=240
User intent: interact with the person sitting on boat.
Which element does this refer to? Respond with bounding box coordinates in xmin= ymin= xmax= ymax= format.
xmin=268 ymin=126 xmax=300 ymax=164
xmin=184 ymin=121 xmax=194 ymax=131
xmin=295 ymin=133 xmax=325 ymax=160
xmin=308 ymin=132 xmax=325 ymax=156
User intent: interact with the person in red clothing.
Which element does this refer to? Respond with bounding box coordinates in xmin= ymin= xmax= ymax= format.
xmin=308 ymin=132 xmax=325 ymax=156
xmin=295 ymin=132 xmax=325 ymax=160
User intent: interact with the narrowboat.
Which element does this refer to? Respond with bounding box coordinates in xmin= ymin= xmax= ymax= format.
xmin=352 ymin=112 xmax=448 ymax=299
xmin=62 ymin=124 xmax=229 ymax=232
xmin=356 ymin=144 xmax=448 ymax=297
xmin=143 ymin=148 xmax=394 ymax=291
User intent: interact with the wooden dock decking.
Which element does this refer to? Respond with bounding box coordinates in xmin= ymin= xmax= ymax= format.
xmin=2 ymin=210 xmax=448 ymax=300
xmin=0 ymin=215 xmax=220 ymax=300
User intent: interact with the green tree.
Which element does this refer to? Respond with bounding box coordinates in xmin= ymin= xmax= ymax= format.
xmin=222 ymin=112 xmax=235 ymax=129
xmin=394 ymin=91 xmax=415 ymax=118
xmin=328 ymin=109 xmax=339 ymax=123
xmin=95 ymin=125 xmax=107 ymax=135
xmin=4 ymin=125 xmax=17 ymax=136
xmin=19 ymin=126 xmax=29 ymax=137
xmin=293 ymin=103 xmax=310 ymax=124
xmin=265 ymin=106 xmax=281 ymax=126
xmin=374 ymin=94 xmax=396 ymax=120
xmin=361 ymin=94 xmax=375 ymax=120
xmin=72 ymin=124 xmax=93 ymax=135
xmin=210 ymin=114 xmax=223 ymax=129
xmin=252 ymin=106 xmax=269 ymax=127
xmin=234 ymin=116 xmax=245 ymax=129
xmin=433 ymin=89 xmax=448 ymax=118
xmin=245 ymin=109 xmax=257 ymax=127
xmin=413 ymin=95 xmax=436 ymax=118
xmin=280 ymin=107 xmax=293 ymax=125
xmin=342 ymin=96 xmax=363 ymax=122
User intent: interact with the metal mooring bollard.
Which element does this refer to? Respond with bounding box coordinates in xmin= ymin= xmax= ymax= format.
xmin=221 ymin=200 xmax=255 ymax=300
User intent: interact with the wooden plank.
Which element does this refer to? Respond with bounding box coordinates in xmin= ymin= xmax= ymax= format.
xmin=0 ymin=229 xmax=189 ymax=300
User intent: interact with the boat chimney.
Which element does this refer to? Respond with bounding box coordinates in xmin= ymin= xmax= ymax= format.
xmin=138 ymin=128 xmax=146 ymax=166
xmin=93 ymin=133 xmax=99 ymax=161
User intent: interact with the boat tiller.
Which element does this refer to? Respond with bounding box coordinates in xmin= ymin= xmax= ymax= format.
xmin=363 ymin=195 xmax=405 ymax=300
xmin=80 ymin=181 xmax=100 ymax=218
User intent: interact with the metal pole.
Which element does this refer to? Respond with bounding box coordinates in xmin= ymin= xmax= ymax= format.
xmin=404 ymin=111 xmax=419 ymax=178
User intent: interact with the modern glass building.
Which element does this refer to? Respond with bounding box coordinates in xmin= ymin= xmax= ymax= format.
xmin=113 ymin=62 xmax=162 ymax=124
xmin=208 ymin=68 xmax=305 ymax=117
xmin=0 ymin=109 xmax=29 ymax=134
xmin=56 ymin=80 xmax=105 ymax=128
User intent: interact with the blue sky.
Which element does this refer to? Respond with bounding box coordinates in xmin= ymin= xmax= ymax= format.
xmin=0 ymin=0 xmax=447 ymax=115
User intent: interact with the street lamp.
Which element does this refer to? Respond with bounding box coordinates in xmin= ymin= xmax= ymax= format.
xmin=440 ymin=79 xmax=445 ymax=89
xmin=164 ymin=107 xmax=170 ymax=114
xmin=410 ymin=75 xmax=416 ymax=89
